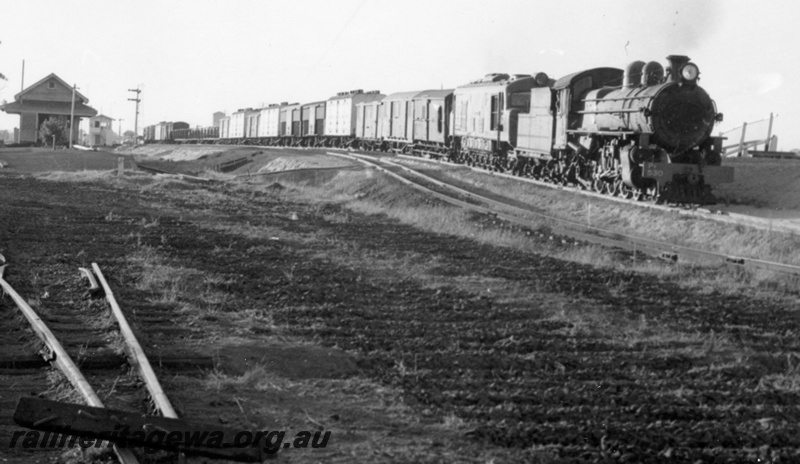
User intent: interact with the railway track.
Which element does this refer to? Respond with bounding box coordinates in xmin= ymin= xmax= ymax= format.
xmin=327 ymin=151 xmax=800 ymax=276
xmin=0 ymin=255 xmax=255 ymax=463
xmin=209 ymin=143 xmax=799 ymax=236
xmin=388 ymin=152 xmax=800 ymax=236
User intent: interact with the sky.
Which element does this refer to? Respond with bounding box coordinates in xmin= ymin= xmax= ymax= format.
xmin=0 ymin=0 xmax=798 ymax=149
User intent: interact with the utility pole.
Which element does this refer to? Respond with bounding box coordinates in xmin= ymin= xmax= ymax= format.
xmin=69 ymin=84 xmax=77 ymax=148
xmin=118 ymin=118 xmax=124 ymax=143
xmin=128 ymin=87 xmax=141 ymax=146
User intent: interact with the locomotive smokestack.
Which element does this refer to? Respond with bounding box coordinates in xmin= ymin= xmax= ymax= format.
xmin=666 ymin=55 xmax=691 ymax=83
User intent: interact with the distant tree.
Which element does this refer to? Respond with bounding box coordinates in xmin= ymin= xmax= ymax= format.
xmin=39 ymin=116 xmax=68 ymax=148
xmin=123 ymin=130 xmax=135 ymax=139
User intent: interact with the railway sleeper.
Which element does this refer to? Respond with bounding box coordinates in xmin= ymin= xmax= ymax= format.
xmin=0 ymin=354 xmax=214 ymax=371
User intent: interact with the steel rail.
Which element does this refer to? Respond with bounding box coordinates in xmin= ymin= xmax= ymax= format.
xmin=91 ymin=263 xmax=178 ymax=419
xmin=387 ymin=152 xmax=800 ymax=236
xmin=0 ymin=255 xmax=140 ymax=464
xmin=328 ymin=152 xmax=655 ymax=255
xmin=234 ymin=164 xmax=363 ymax=179
xmin=327 ymin=153 xmax=800 ymax=276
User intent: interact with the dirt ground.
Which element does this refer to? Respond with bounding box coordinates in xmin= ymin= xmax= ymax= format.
xmin=2 ymin=147 xmax=800 ymax=463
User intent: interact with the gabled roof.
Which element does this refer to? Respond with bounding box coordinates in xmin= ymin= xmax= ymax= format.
xmin=0 ymin=100 xmax=97 ymax=117
xmin=14 ymin=73 xmax=90 ymax=103
xmin=92 ymin=114 xmax=115 ymax=121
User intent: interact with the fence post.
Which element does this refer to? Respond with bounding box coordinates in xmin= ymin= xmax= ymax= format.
xmin=765 ymin=113 xmax=774 ymax=151
xmin=738 ymin=122 xmax=747 ymax=157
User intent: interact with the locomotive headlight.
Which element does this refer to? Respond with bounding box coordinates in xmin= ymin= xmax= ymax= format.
xmin=681 ymin=63 xmax=700 ymax=81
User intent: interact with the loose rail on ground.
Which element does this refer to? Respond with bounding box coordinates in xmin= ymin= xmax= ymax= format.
xmin=0 ymin=255 xmax=141 ymax=464
xmin=0 ymin=256 xmax=262 ymax=461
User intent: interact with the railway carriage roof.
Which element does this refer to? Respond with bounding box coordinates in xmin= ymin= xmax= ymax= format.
xmin=383 ymin=90 xmax=427 ymax=101
xmin=455 ymin=75 xmax=540 ymax=94
xmin=412 ymin=89 xmax=454 ymax=100
xmin=300 ymin=100 xmax=326 ymax=107
xmin=327 ymin=90 xmax=382 ymax=101
xmin=553 ymin=67 xmax=623 ymax=90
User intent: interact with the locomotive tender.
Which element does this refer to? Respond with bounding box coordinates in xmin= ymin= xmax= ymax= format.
xmin=164 ymin=54 xmax=732 ymax=204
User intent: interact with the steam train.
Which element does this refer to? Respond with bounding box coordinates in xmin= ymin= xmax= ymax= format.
xmin=160 ymin=55 xmax=732 ymax=204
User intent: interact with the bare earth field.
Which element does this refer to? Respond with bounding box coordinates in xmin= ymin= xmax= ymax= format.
xmin=1 ymin=146 xmax=800 ymax=463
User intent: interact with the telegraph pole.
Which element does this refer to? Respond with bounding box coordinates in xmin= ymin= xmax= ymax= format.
xmin=118 ymin=118 xmax=124 ymax=143
xmin=128 ymin=87 xmax=141 ymax=146
xmin=69 ymin=84 xmax=77 ymax=148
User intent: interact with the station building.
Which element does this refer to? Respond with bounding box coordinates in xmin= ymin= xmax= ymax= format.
xmin=0 ymin=73 xmax=97 ymax=144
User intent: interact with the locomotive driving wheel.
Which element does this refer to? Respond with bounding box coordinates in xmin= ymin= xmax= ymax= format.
xmin=591 ymin=178 xmax=604 ymax=193
xmin=619 ymin=184 xmax=634 ymax=199
xmin=646 ymin=186 xmax=660 ymax=203
xmin=611 ymin=179 xmax=624 ymax=197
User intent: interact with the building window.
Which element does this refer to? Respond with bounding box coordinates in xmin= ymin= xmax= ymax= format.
xmin=94 ymin=121 xmax=100 ymax=128
xmin=48 ymin=81 xmax=56 ymax=90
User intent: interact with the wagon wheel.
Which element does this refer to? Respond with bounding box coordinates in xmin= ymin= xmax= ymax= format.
xmin=558 ymin=165 xmax=571 ymax=185
xmin=507 ymin=158 xmax=517 ymax=174
xmin=592 ymin=178 xmax=604 ymax=193
xmin=631 ymin=188 xmax=643 ymax=201
xmin=546 ymin=161 xmax=560 ymax=181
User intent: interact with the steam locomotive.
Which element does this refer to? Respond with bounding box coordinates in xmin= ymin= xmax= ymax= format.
xmin=507 ymin=55 xmax=731 ymax=204
xmin=164 ymin=54 xmax=732 ymax=204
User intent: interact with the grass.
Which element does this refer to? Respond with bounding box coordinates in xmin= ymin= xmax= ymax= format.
xmin=21 ymin=150 xmax=800 ymax=462
xmin=412 ymin=160 xmax=800 ymax=265
xmin=715 ymin=157 xmax=800 ymax=210
xmin=128 ymin=245 xmax=233 ymax=317
xmin=205 ymin=365 xmax=276 ymax=393
xmin=266 ymin=168 xmax=800 ymax=297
